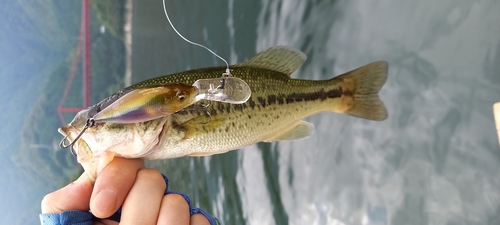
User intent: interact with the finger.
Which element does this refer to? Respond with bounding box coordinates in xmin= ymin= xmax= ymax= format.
xmin=90 ymin=157 xmax=144 ymax=218
xmin=190 ymin=214 xmax=211 ymax=225
xmin=120 ymin=169 xmax=166 ymax=225
xmin=157 ymin=194 xmax=191 ymax=225
xmin=41 ymin=173 xmax=93 ymax=214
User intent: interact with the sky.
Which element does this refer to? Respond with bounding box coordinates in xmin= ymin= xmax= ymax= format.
xmin=0 ymin=1 xmax=80 ymax=223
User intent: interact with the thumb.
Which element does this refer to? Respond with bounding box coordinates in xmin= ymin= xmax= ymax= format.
xmin=41 ymin=172 xmax=93 ymax=214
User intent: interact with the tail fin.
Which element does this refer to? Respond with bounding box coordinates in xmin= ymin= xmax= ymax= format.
xmin=336 ymin=61 xmax=388 ymax=121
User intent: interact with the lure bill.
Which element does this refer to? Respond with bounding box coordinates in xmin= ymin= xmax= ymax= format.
xmin=193 ymin=77 xmax=251 ymax=104
xmin=59 ymin=46 xmax=388 ymax=181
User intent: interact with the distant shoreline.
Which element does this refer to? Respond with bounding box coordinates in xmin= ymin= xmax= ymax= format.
xmin=124 ymin=0 xmax=133 ymax=86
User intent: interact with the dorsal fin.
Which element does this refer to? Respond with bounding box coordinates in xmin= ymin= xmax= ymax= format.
xmin=235 ymin=46 xmax=307 ymax=76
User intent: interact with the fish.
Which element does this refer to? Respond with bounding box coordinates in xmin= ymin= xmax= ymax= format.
xmin=59 ymin=46 xmax=388 ymax=180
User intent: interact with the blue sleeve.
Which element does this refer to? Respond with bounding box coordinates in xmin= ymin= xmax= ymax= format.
xmin=165 ymin=190 xmax=220 ymax=225
xmin=40 ymin=174 xmax=220 ymax=225
xmin=39 ymin=210 xmax=93 ymax=225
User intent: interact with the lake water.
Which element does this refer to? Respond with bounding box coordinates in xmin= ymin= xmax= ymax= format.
xmin=130 ymin=0 xmax=500 ymax=224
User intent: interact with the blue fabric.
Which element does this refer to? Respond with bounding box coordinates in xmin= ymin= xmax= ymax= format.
xmin=39 ymin=174 xmax=220 ymax=225
xmin=191 ymin=207 xmax=221 ymax=225
xmin=39 ymin=210 xmax=92 ymax=225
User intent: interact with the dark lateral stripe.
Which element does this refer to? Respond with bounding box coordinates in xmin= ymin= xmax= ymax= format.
xmin=223 ymin=87 xmax=344 ymax=112
xmin=263 ymin=87 xmax=344 ymax=107
xmin=175 ymin=87 xmax=347 ymax=115
xmin=257 ymin=97 xmax=267 ymax=108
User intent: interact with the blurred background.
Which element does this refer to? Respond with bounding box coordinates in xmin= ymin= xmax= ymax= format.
xmin=1 ymin=0 xmax=499 ymax=224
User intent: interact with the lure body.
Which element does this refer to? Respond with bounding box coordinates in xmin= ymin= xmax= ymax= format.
xmin=92 ymin=83 xmax=198 ymax=124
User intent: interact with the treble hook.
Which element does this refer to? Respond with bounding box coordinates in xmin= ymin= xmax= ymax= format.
xmin=179 ymin=102 xmax=212 ymax=124
xmin=59 ymin=118 xmax=95 ymax=155
xmin=200 ymin=102 xmax=212 ymax=124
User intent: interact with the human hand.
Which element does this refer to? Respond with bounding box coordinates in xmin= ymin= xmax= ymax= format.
xmin=41 ymin=158 xmax=211 ymax=225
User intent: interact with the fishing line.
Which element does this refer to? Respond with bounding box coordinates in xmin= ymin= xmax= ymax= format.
xmin=162 ymin=0 xmax=231 ymax=79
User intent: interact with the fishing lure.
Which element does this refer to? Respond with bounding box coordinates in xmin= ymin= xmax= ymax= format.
xmin=92 ymin=78 xmax=251 ymax=124
xmin=59 ymin=79 xmax=251 ymax=152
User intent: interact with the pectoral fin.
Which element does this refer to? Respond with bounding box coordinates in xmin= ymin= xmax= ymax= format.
xmin=179 ymin=114 xmax=225 ymax=140
xmin=265 ymin=120 xmax=314 ymax=142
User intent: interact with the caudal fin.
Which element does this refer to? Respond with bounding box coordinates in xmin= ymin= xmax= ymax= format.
xmin=336 ymin=61 xmax=388 ymax=121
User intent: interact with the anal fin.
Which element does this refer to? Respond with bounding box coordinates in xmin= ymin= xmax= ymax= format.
xmin=266 ymin=120 xmax=314 ymax=142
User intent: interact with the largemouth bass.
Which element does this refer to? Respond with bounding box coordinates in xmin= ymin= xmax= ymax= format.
xmin=59 ymin=46 xmax=388 ymax=180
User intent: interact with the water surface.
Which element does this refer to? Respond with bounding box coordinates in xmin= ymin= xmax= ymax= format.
xmin=132 ymin=1 xmax=500 ymax=224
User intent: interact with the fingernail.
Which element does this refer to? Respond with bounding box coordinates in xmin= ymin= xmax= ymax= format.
xmin=93 ymin=188 xmax=117 ymax=214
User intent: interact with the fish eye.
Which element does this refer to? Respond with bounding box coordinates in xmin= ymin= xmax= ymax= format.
xmin=178 ymin=95 xmax=186 ymax=101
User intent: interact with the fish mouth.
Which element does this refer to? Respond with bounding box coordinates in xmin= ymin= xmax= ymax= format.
xmin=58 ymin=108 xmax=92 ymax=154
xmin=58 ymin=125 xmax=79 ymax=147
xmin=58 ymin=121 xmax=87 ymax=148
xmin=58 ymin=124 xmax=90 ymax=158
xmin=58 ymin=127 xmax=69 ymax=139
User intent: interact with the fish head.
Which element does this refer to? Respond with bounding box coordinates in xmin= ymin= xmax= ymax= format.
xmin=59 ymin=108 xmax=168 ymax=181
xmin=160 ymin=84 xmax=198 ymax=114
